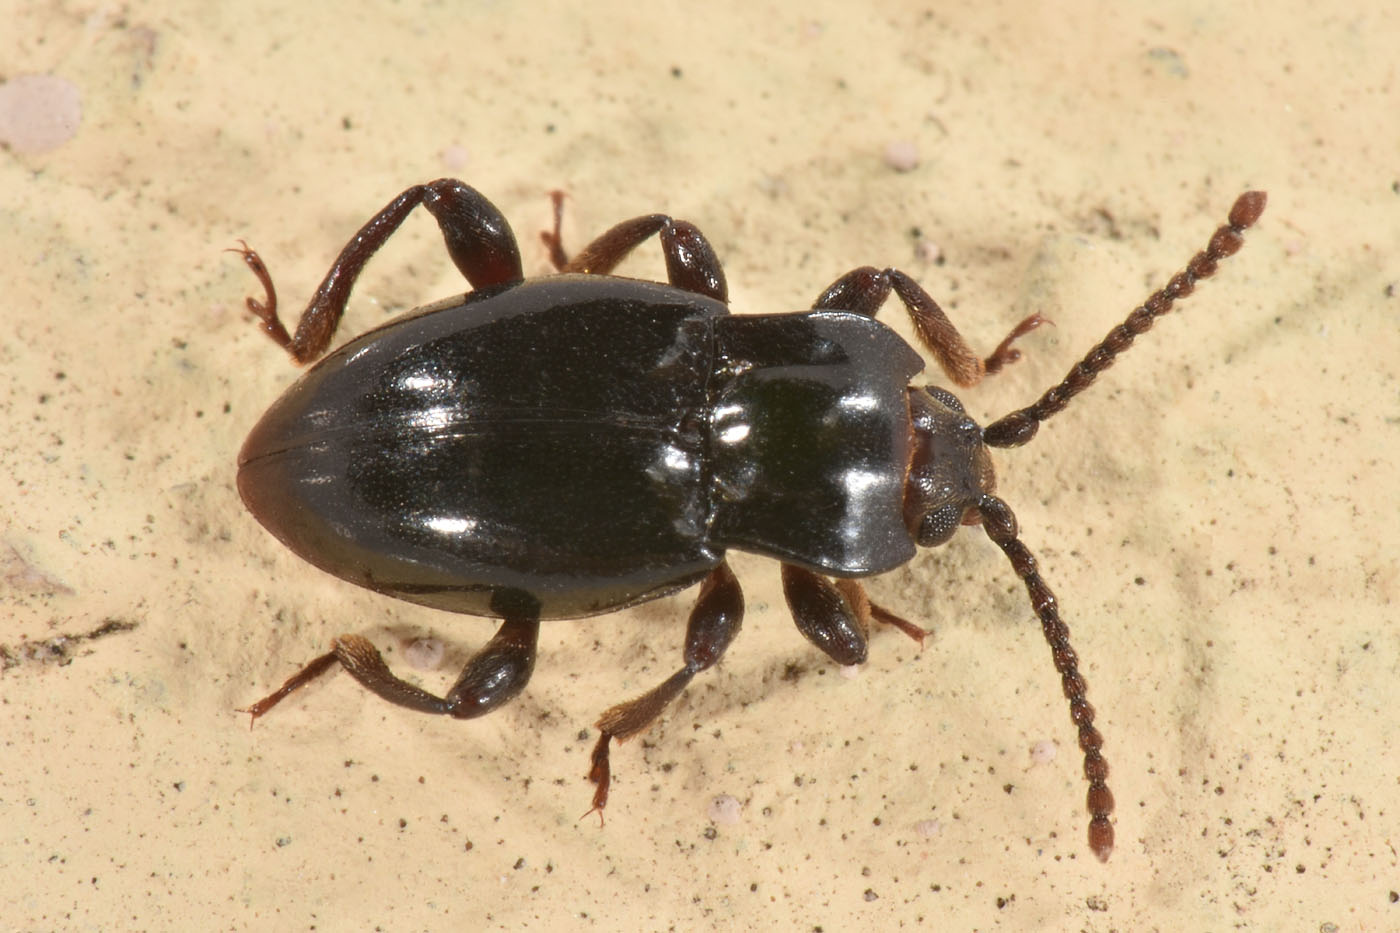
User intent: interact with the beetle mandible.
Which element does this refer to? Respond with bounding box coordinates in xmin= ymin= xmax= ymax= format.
xmin=232 ymin=179 xmax=1267 ymax=861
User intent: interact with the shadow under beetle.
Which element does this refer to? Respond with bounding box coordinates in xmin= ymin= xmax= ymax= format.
xmin=233 ymin=179 xmax=1267 ymax=861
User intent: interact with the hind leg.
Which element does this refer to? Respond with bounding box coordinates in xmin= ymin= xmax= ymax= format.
xmin=232 ymin=179 xmax=526 ymax=364
xmin=242 ymin=614 xmax=540 ymax=723
xmin=585 ymin=561 xmax=744 ymax=818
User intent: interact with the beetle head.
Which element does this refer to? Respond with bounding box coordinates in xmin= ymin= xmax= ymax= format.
xmin=904 ymin=382 xmax=1115 ymax=860
xmin=902 ymin=386 xmax=996 ymax=547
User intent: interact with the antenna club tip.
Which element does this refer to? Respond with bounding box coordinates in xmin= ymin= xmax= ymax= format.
xmin=1089 ymin=818 xmax=1115 ymax=862
xmin=1229 ymin=190 xmax=1267 ymax=229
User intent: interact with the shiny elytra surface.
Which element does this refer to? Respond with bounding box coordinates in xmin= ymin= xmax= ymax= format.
xmin=239 ymin=274 xmax=922 ymax=619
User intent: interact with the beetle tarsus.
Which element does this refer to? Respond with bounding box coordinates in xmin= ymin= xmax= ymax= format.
xmin=237 ymin=649 xmax=339 ymax=726
xmin=983 ymin=312 xmax=1049 ymax=375
xmin=227 ymin=241 xmax=294 ymax=352
xmin=540 ymin=189 xmax=570 ymax=271
xmin=584 ymin=731 xmax=613 ymax=824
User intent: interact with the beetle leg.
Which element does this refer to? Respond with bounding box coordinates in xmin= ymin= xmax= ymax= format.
xmin=241 ymin=615 xmax=540 ymax=723
xmin=586 ymin=560 xmax=744 ymax=820
xmin=540 ymin=190 xmax=571 ymax=271
xmin=812 ymin=267 xmax=1044 ymax=387
xmin=542 ymin=198 xmax=728 ymax=303
xmin=234 ymin=179 xmax=524 ymax=365
xmin=781 ymin=566 xmax=927 ymax=662
xmin=811 ymin=266 xmax=892 ymax=317
xmin=833 ymin=577 xmax=929 ymax=647
xmin=781 ymin=565 xmax=869 ymax=666
xmin=238 ymin=650 xmax=339 ymax=723
xmin=868 ymin=602 xmax=929 ymax=648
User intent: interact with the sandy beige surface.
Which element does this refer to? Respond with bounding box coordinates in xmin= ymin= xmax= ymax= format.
xmin=3 ymin=1 xmax=1396 ymax=930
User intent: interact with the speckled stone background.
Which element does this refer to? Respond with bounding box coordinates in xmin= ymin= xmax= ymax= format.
xmin=3 ymin=1 xmax=1396 ymax=929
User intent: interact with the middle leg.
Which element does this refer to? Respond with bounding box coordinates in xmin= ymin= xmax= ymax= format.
xmin=541 ymin=192 xmax=728 ymax=302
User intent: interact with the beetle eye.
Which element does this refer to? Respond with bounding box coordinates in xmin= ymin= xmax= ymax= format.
xmin=922 ymin=385 xmax=966 ymax=413
xmin=917 ymin=503 xmax=962 ymax=547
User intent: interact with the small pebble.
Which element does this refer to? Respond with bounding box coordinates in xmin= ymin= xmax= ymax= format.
xmin=914 ymin=239 xmax=943 ymax=264
xmin=403 ymin=637 xmax=445 ymax=671
xmin=1029 ymin=739 xmax=1057 ymax=764
xmin=757 ymin=174 xmax=790 ymax=199
xmin=440 ymin=144 xmax=469 ymax=172
xmin=707 ymin=794 xmax=742 ymax=825
xmin=883 ymin=140 xmax=919 ymax=172
xmin=0 ymin=74 xmax=82 ymax=154
xmin=914 ymin=818 xmax=941 ymax=838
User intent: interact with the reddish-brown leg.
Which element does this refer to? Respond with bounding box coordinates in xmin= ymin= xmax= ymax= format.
xmin=836 ymin=577 xmax=929 ymax=648
xmin=782 ymin=567 xmax=927 ymax=666
xmin=241 ymin=614 xmax=540 ymax=723
xmin=232 ymin=178 xmax=526 ymax=365
xmin=867 ymin=602 xmax=929 ymax=648
xmin=540 ymin=195 xmax=728 ymax=302
xmin=813 ymin=266 xmax=1044 ymax=387
xmin=540 ymin=190 xmax=571 ymax=271
xmin=586 ymin=561 xmax=744 ymax=820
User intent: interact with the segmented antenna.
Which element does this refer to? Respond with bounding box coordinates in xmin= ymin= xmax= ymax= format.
xmin=978 ymin=494 xmax=1115 ymax=861
xmin=983 ymin=191 xmax=1267 ymax=449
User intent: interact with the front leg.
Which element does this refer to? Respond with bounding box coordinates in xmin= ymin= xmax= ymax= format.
xmin=813 ymin=267 xmax=1044 ymax=387
xmin=233 ymin=179 xmax=526 ymax=365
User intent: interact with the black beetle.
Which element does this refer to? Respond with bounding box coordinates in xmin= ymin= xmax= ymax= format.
xmin=232 ymin=179 xmax=1266 ymax=861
